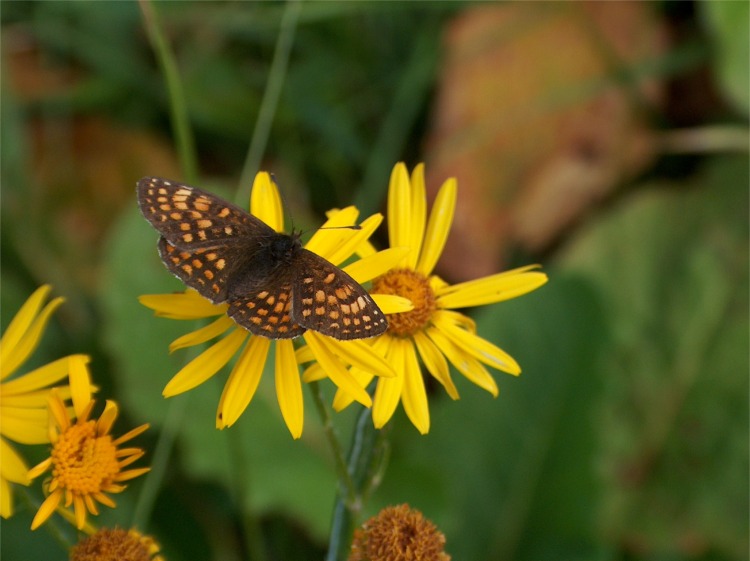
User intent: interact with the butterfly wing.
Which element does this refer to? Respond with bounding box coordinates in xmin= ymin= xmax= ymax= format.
xmin=157 ymin=237 xmax=248 ymax=303
xmin=227 ymin=284 xmax=305 ymax=339
xmin=137 ymin=177 xmax=274 ymax=251
xmin=291 ymin=249 xmax=388 ymax=340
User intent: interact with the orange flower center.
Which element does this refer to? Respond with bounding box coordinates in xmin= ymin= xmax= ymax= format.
xmin=51 ymin=420 xmax=120 ymax=495
xmin=349 ymin=503 xmax=450 ymax=561
xmin=70 ymin=527 xmax=162 ymax=561
xmin=372 ymin=269 xmax=436 ymax=337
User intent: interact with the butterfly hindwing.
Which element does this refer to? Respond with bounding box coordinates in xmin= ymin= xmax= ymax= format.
xmin=157 ymin=237 xmax=239 ymax=303
xmin=291 ymin=249 xmax=387 ymax=340
xmin=227 ymin=284 xmax=305 ymax=339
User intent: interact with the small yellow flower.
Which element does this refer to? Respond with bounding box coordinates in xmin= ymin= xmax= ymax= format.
xmin=140 ymin=172 xmax=410 ymax=439
xmin=70 ymin=527 xmax=164 ymax=561
xmin=349 ymin=504 xmax=450 ymax=561
xmin=330 ymin=163 xmax=548 ymax=434
xmin=28 ymin=360 xmax=150 ymax=530
xmin=0 ymin=285 xmax=77 ymax=519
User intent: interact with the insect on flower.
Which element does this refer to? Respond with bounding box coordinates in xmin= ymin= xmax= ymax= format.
xmin=137 ymin=177 xmax=388 ymax=340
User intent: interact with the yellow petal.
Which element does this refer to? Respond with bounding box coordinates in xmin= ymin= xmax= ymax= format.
xmin=275 ymin=340 xmax=303 ymax=439
xmin=113 ymin=423 xmax=149 ymax=446
xmin=332 ymin=365 xmax=375 ymax=412
xmin=413 ymin=330 xmax=459 ymax=399
xmin=372 ymin=338 xmax=403 ymax=428
xmin=26 ymin=457 xmax=52 ymax=481
xmin=1 ymin=294 xmax=65 ymax=380
xmin=355 ymin=238 xmax=377 ymax=259
xmin=163 ymin=328 xmax=247 ymax=397
xmin=216 ymin=336 xmax=270 ymax=428
xmin=433 ymin=311 xmax=521 ymax=375
xmin=425 ymin=326 xmax=499 ymax=396
xmin=139 ymin=291 xmax=225 ymax=319
xmin=0 ymin=438 xmax=31 ymax=485
xmin=0 ymin=408 xmax=48 ymax=444
xmin=294 ymin=344 xmax=315 ymax=365
xmin=303 ymin=206 xmax=361 ymax=258
xmin=250 ymin=172 xmax=284 ymax=232
xmin=114 ymin=467 xmax=151 ymax=483
xmin=96 ymin=400 xmax=119 ymax=437
xmin=325 ymin=339 xmax=395 ymax=379
xmin=0 ymin=477 xmax=12 ymax=519
xmin=400 ymin=340 xmax=430 ymax=434
xmin=73 ymin=494 xmax=87 ymax=529
xmin=406 ymin=164 xmax=427 ymax=269
xmin=343 ymin=247 xmax=411 ymax=284
xmin=0 ymin=285 xmax=54 ymax=377
xmin=372 ymin=294 xmax=414 ymax=314
xmin=169 ymin=315 xmax=235 ymax=352
xmin=30 ymin=488 xmax=62 ymax=530
xmin=303 ymin=333 xmax=372 ymax=407
xmin=69 ymin=355 xmax=92 ymax=419
xmin=301 ymin=363 xmax=325 ymax=383
xmin=387 ymin=163 xmax=412 ymax=251
xmin=436 ymin=266 xmax=548 ymax=308
xmin=48 ymin=390 xmax=71 ymax=432
xmin=319 ymin=213 xmax=383 ymax=267
xmin=0 ymin=355 xmax=76 ymax=396
xmin=116 ymin=449 xmax=145 ymax=466
xmin=416 ymin=178 xmax=456 ymax=276
xmin=84 ymin=494 xmax=99 ymax=515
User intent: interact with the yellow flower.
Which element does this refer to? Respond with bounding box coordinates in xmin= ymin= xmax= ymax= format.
xmin=329 ymin=163 xmax=548 ymax=434
xmin=140 ymin=172 xmax=410 ymax=439
xmin=0 ymin=285 xmax=77 ymax=519
xmin=28 ymin=358 xmax=150 ymax=530
xmin=70 ymin=527 xmax=164 ymax=561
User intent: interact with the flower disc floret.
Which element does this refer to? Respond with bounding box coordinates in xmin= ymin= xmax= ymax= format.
xmin=51 ymin=420 xmax=120 ymax=496
xmin=372 ymin=269 xmax=436 ymax=337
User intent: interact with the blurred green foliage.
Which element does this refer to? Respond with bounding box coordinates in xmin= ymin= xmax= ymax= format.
xmin=1 ymin=2 xmax=747 ymax=561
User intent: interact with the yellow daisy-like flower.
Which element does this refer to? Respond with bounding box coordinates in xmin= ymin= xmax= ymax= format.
xmin=140 ymin=172 xmax=410 ymax=439
xmin=0 ymin=284 xmax=78 ymax=519
xmin=328 ymin=163 xmax=549 ymax=434
xmin=28 ymin=358 xmax=150 ymax=530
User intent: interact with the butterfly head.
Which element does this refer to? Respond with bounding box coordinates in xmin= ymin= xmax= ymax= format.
xmin=268 ymin=231 xmax=303 ymax=265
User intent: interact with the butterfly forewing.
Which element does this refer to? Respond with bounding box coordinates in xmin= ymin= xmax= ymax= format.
xmin=158 ymin=237 xmax=237 ymax=303
xmin=292 ymin=249 xmax=388 ymax=340
xmin=137 ymin=177 xmax=273 ymax=251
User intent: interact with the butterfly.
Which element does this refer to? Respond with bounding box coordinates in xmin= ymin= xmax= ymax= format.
xmin=137 ymin=177 xmax=388 ymax=340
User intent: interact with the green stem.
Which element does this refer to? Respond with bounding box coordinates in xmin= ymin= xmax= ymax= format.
xmin=321 ymin=397 xmax=391 ymax=561
xmin=139 ymin=0 xmax=199 ymax=183
xmin=309 ymin=381 xmax=357 ymax=504
xmin=237 ymin=0 xmax=302 ymax=205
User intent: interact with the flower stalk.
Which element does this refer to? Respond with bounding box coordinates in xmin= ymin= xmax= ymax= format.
xmin=325 ymin=400 xmax=391 ymax=561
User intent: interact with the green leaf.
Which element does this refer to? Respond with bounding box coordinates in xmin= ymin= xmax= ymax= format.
xmin=558 ymin=155 xmax=749 ymax=559
xmin=701 ymin=2 xmax=750 ymax=115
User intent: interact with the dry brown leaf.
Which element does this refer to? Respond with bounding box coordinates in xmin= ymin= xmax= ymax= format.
xmin=423 ymin=2 xmax=665 ymax=280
